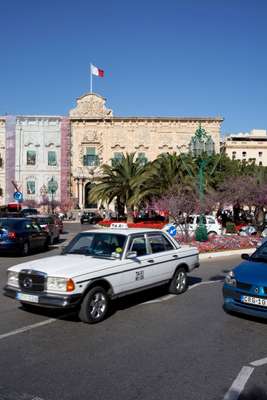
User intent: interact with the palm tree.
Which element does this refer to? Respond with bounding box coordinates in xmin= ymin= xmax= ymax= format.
xmin=89 ymin=153 xmax=151 ymax=222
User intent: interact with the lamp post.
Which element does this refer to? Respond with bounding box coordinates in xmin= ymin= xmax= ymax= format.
xmin=189 ymin=124 xmax=215 ymax=241
xmin=48 ymin=177 xmax=58 ymax=214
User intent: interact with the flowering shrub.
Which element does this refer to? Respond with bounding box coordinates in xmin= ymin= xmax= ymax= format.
xmin=177 ymin=234 xmax=260 ymax=253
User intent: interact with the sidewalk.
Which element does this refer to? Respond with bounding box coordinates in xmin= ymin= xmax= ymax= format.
xmin=199 ymin=248 xmax=256 ymax=260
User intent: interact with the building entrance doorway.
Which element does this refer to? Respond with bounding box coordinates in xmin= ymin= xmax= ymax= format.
xmin=84 ymin=182 xmax=97 ymax=209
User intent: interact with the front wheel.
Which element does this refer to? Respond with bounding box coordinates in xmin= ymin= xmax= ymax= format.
xmin=169 ymin=267 xmax=188 ymax=294
xmin=79 ymin=286 xmax=109 ymax=324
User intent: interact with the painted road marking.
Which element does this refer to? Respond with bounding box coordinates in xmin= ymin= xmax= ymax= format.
xmin=250 ymin=357 xmax=267 ymax=367
xmin=223 ymin=366 xmax=254 ymax=400
xmin=0 ymin=318 xmax=56 ymax=340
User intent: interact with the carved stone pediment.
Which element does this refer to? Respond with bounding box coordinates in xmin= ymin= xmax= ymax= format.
xmin=69 ymin=93 xmax=113 ymax=119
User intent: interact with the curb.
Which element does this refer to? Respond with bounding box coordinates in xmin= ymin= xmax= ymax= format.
xmin=199 ymin=248 xmax=256 ymax=260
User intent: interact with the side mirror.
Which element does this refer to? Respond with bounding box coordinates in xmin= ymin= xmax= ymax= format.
xmin=241 ymin=253 xmax=250 ymax=260
xmin=126 ymin=251 xmax=137 ymax=259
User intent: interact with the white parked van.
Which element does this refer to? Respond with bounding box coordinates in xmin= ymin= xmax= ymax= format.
xmin=168 ymin=215 xmax=222 ymax=237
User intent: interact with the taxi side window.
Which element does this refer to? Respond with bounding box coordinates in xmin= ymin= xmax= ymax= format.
xmin=162 ymin=234 xmax=175 ymax=250
xmin=129 ymin=236 xmax=147 ymax=257
xmin=148 ymin=234 xmax=174 ymax=253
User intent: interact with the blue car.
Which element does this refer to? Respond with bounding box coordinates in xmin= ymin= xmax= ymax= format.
xmin=0 ymin=218 xmax=49 ymax=256
xmin=223 ymin=242 xmax=267 ymax=319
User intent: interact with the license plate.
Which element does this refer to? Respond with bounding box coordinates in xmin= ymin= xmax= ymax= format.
xmin=241 ymin=295 xmax=267 ymax=307
xmin=16 ymin=293 xmax=39 ymax=303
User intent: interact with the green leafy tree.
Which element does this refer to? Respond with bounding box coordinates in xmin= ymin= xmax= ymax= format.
xmin=89 ymin=153 xmax=151 ymax=222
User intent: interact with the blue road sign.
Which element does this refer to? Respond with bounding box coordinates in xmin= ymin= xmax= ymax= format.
xmin=163 ymin=223 xmax=177 ymax=237
xmin=13 ymin=191 xmax=23 ymax=202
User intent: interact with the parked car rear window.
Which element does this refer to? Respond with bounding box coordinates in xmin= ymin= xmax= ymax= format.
xmin=0 ymin=219 xmax=24 ymax=230
xmin=36 ymin=217 xmax=53 ymax=224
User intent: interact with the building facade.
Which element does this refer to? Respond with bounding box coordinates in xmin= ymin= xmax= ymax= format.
xmin=0 ymin=92 xmax=223 ymax=209
xmin=0 ymin=116 xmax=70 ymax=206
xmin=224 ymin=129 xmax=267 ymax=166
xmin=69 ymin=93 xmax=223 ymax=208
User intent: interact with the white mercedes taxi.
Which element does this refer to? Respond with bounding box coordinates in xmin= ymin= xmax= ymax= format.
xmin=4 ymin=224 xmax=199 ymax=324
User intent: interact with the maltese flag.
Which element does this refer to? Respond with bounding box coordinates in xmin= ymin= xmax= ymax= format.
xmin=90 ymin=64 xmax=104 ymax=77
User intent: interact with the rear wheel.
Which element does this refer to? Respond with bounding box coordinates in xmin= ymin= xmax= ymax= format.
xmin=79 ymin=286 xmax=109 ymax=324
xmin=169 ymin=267 xmax=188 ymax=294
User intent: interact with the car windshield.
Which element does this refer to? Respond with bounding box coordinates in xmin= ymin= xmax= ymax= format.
xmin=251 ymin=242 xmax=267 ymax=262
xmin=64 ymin=232 xmax=127 ymax=257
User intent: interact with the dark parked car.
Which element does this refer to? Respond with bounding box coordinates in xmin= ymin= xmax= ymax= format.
xmin=20 ymin=208 xmax=38 ymax=217
xmin=29 ymin=215 xmax=60 ymax=244
xmin=80 ymin=212 xmax=102 ymax=225
xmin=54 ymin=215 xmax=64 ymax=234
xmin=0 ymin=218 xmax=49 ymax=256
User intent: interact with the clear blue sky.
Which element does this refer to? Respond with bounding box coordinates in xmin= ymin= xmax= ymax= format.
xmin=1 ymin=0 xmax=267 ymax=134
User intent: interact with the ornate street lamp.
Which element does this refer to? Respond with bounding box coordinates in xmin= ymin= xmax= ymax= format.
xmin=48 ymin=177 xmax=58 ymax=214
xmin=189 ymin=124 xmax=215 ymax=241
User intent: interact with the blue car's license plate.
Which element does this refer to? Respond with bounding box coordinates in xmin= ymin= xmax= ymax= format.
xmin=241 ymin=295 xmax=267 ymax=307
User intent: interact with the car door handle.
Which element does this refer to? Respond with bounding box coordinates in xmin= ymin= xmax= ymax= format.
xmin=147 ymin=259 xmax=154 ymax=263
xmin=172 ymin=255 xmax=179 ymax=259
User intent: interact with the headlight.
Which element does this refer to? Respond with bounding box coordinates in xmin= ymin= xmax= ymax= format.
xmin=7 ymin=271 xmax=19 ymax=288
xmin=46 ymin=277 xmax=75 ymax=292
xmin=225 ymin=271 xmax=237 ymax=287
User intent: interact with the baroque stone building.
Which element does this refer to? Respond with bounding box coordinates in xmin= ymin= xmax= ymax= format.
xmin=69 ymin=93 xmax=223 ymax=208
xmin=0 ymin=92 xmax=223 ymax=208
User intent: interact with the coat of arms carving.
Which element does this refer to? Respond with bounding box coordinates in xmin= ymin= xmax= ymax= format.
xmin=69 ymin=93 xmax=113 ymax=119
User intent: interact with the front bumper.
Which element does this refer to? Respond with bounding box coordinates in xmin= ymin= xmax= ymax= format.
xmin=4 ymin=286 xmax=82 ymax=309
xmin=223 ymin=285 xmax=267 ymax=320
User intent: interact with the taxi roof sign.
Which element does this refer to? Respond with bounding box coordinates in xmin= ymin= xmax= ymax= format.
xmin=110 ymin=223 xmax=128 ymax=229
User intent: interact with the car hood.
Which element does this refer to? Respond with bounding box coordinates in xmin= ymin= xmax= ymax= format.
xmin=9 ymin=254 xmax=121 ymax=279
xmin=235 ymin=261 xmax=267 ymax=285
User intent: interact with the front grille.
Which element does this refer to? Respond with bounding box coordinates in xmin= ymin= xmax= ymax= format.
xmin=19 ymin=270 xmax=46 ymax=292
xmin=236 ymin=281 xmax=252 ymax=291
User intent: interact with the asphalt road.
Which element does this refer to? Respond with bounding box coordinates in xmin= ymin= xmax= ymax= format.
xmin=0 ymin=223 xmax=267 ymax=400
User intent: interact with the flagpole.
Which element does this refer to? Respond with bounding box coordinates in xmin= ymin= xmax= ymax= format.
xmin=90 ymin=63 xmax=92 ymax=93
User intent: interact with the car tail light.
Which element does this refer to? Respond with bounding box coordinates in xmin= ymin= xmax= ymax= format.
xmin=8 ymin=231 xmax=17 ymax=239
